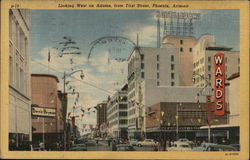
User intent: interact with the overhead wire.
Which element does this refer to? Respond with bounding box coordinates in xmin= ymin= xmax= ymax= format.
xmin=31 ymin=58 xmax=113 ymax=95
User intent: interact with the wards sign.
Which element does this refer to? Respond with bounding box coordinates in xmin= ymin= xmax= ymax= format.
xmin=214 ymin=52 xmax=225 ymax=116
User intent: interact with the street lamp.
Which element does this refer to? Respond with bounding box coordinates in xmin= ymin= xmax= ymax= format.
xmin=176 ymin=103 xmax=181 ymax=140
xmin=160 ymin=111 xmax=167 ymax=151
xmin=63 ymin=69 xmax=84 ymax=93
xmin=192 ymin=73 xmax=212 ymax=143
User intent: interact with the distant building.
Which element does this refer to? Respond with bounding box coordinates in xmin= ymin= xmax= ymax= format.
xmin=193 ymin=34 xmax=240 ymax=87
xmin=162 ymin=35 xmax=198 ymax=86
xmin=96 ymin=102 xmax=107 ymax=137
xmin=106 ymin=84 xmax=128 ymax=139
xmin=9 ymin=9 xmax=32 ymax=150
xmin=31 ymin=74 xmax=64 ymax=149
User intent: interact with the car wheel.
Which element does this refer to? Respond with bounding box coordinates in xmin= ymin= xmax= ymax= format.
xmin=138 ymin=144 xmax=142 ymax=147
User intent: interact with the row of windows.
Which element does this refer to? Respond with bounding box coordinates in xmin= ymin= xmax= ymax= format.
xmin=119 ymin=119 xmax=127 ymax=125
xmin=180 ymin=47 xmax=192 ymax=52
xmin=128 ymin=117 xmax=136 ymax=124
xmin=128 ymin=108 xmax=136 ymax=116
xmin=156 ymin=81 xmax=175 ymax=86
xmin=119 ymin=111 xmax=127 ymax=117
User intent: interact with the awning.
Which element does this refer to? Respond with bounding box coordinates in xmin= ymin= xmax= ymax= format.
xmin=200 ymin=124 xmax=239 ymax=129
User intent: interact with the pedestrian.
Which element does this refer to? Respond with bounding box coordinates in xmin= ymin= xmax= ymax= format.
xmin=111 ymin=140 xmax=117 ymax=151
xmin=154 ymin=141 xmax=158 ymax=151
xmin=39 ymin=141 xmax=45 ymax=151
xmin=108 ymin=139 xmax=111 ymax=146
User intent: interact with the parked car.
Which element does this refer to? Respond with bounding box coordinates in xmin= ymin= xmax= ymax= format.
xmin=116 ymin=144 xmax=136 ymax=151
xmin=204 ymin=144 xmax=237 ymax=151
xmin=137 ymin=139 xmax=155 ymax=147
xmin=129 ymin=139 xmax=138 ymax=146
xmin=168 ymin=142 xmax=192 ymax=151
xmin=75 ymin=138 xmax=88 ymax=144
xmin=69 ymin=143 xmax=87 ymax=151
xmin=192 ymin=143 xmax=217 ymax=151
xmin=230 ymin=144 xmax=240 ymax=151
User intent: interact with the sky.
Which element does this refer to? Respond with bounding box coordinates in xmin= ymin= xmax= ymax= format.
xmin=30 ymin=9 xmax=239 ymax=134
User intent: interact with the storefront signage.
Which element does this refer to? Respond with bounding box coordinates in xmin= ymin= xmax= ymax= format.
xmin=214 ymin=52 xmax=225 ymax=116
xmin=31 ymin=105 xmax=56 ymax=117
xmin=160 ymin=126 xmax=200 ymax=131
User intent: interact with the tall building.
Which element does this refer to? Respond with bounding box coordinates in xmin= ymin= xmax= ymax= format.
xmin=96 ymin=102 xmax=107 ymax=130
xmin=9 ymin=9 xmax=32 ymax=150
xmin=192 ymin=34 xmax=240 ymax=88
xmin=31 ymin=74 xmax=64 ymax=149
xmin=162 ymin=35 xmax=198 ymax=86
xmin=106 ymin=84 xmax=128 ymax=139
xmin=127 ymin=45 xmax=179 ymax=139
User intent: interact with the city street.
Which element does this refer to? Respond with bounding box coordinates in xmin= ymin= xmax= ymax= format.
xmin=70 ymin=140 xmax=155 ymax=151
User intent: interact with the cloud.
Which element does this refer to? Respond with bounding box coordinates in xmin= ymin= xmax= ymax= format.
xmin=122 ymin=23 xmax=157 ymax=47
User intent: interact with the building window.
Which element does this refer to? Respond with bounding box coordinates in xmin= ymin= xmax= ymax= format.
xmin=157 ymin=63 xmax=159 ymax=70
xmin=171 ymin=82 xmax=175 ymax=86
xmin=157 ymin=72 xmax=159 ymax=79
xmin=225 ymin=57 xmax=227 ymax=63
xmin=208 ymin=57 xmax=211 ymax=63
xmin=9 ymin=56 xmax=13 ymax=84
xmin=141 ymin=54 xmax=144 ymax=61
xmin=16 ymin=63 xmax=19 ymax=88
xmin=180 ymin=40 xmax=183 ymax=44
xmin=157 ymin=81 xmax=160 ymax=86
xmin=189 ymin=48 xmax=192 ymax=52
xmin=141 ymin=63 xmax=144 ymax=69
xmin=141 ymin=72 xmax=144 ymax=79
xmin=208 ymin=65 xmax=211 ymax=71
xmin=171 ymin=55 xmax=174 ymax=62
xmin=208 ymin=74 xmax=211 ymax=80
xmin=171 ymin=73 xmax=174 ymax=79
xmin=171 ymin=64 xmax=174 ymax=70
xmin=157 ymin=55 xmax=159 ymax=61
xmin=180 ymin=48 xmax=183 ymax=52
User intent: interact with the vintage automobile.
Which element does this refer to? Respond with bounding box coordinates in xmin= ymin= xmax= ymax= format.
xmin=69 ymin=143 xmax=87 ymax=151
xmin=129 ymin=139 xmax=139 ymax=146
xmin=167 ymin=142 xmax=192 ymax=151
xmin=192 ymin=143 xmax=217 ymax=151
xmin=116 ymin=144 xmax=136 ymax=151
xmin=137 ymin=139 xmax=155 ymax=147
xmin=204 ymin=144 xmax=237 ymax=151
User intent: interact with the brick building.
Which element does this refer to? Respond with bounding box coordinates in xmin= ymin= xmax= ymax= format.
xmin=31 ymin=74 xmax=64 ymax=149
xmin=145 ymin=102 xmax=228 ymax=142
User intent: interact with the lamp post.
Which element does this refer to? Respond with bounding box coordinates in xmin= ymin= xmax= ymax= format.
xmin=192 ymin=74 xmax=212 ymax=143
xmin=175 ymin=103 xmax=181 ymax=140
xmin=63 ymin=69 xmax=84 ymax=93
xmin=62 ymin=69 xmax=84 ymax=150
xmin=160 ymin=111 xmax=165 ymax=151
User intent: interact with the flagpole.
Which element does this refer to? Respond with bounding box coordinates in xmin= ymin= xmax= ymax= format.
xmin=48 ymin=48 xmax=50 ymax=74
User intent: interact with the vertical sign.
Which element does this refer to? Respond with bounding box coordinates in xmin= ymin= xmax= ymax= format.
xmin=214 ymin=52 xmax=225 ymax=115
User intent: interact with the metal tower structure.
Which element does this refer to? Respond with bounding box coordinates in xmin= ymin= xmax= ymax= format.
xmin=157 ymin=11 xmax=161 ymax=48
xmin=159 ymin=11 xmax=200 ymax=37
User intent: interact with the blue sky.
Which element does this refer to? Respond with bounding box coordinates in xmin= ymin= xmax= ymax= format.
xmin=30 ymin=9 xmax=239 ymax=132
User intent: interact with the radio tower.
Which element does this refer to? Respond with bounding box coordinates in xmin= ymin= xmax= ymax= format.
xmin=163 ymin=14 xmax=167 ymax=37
xmin=157 ymin=12 xmax=161 ymax=48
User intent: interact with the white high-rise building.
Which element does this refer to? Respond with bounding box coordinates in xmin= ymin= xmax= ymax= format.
xmin=9 ymin=9 xmax=31 ymax=150
xmin=127 ymin=45 xmax=179 ymax=139
xmin=192 ymin=34 xmax=240 ymax=88
xmin=106 ymin=84 xmax=128 ymax=139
